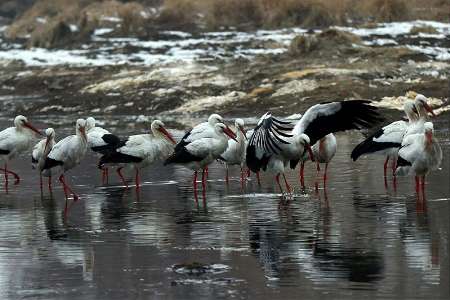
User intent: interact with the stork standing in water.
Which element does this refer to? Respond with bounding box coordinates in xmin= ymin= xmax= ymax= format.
xmin=177 ymin=113 xmax=226 ymax=177
xmin=0 ymin=115 xmax=42 ymax=186
xmin=32 ymin=128 xmax=56 ymax=191
xmin=86 ymin=117 xmax=121 ymax=184
xmin=395 ymin=122 xmax=442 ymax=193
xmin=165 ymin=123 xmax=237 ymax=197
xmin=219 ymin=118 xmax=247 ymax=184
xmin=247 ymin=100 xmax=383 ymax=194
xmin=351 ymin=95 xmax=435 ymax=178
xmin=300 ymin=133 xmax=337 ymax=188
xmin=42 ymin=119 xmax=88 ymax=200
xmin=98 ymin=120 xmax=176 ymax=189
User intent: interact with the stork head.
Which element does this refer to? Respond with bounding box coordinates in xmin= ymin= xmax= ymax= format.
xmin=215 ymin=123 xmax=237 ymax=142
xmin=44 ymin=128 xmax=55 ymax=152
xmin=86 ymin=117 xmax=96 ymax=131
xmin=14 ymin=115 xmax=42 ymax=136
xmin=424 ymin=122 xmax=434 ymax=145
xmin=415 ymin=94 xmax=435 ymax=119
xmin=208 ymin=114 xmax=223 ymax=126
xmin=234 ymin=118 xmax=247 ymax=140
xmin=151 ymin=120 xmax=176 ymax=144
xmin=76 ymin=119 xmax=87 ymax=140
xmin=298 ymin=133 xmax=314 ymax=161
xmin=403 ymin=100 xmax=419 ymax=121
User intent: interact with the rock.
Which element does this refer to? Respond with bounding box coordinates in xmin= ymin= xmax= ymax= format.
xmin=272 ymin=79 xmax=319 ymax=97
xmin=248 ymin=86 xmax=274 ymax=98
xmin=172 ymin=91 xmax=246 ymax=113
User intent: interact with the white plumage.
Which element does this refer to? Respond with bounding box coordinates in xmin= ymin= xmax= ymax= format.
xmin=220 ymin=118 xmax=247 ymax=183
xmin=0 ymin=115 xmax=42 ymax=184
xmin=43 ymin=119 xmax=88 ymax=200
xmin=32 ymin=128 xmax=56 ymax=190
xmin=99 ymin=120 xmax=176 ymax=189
xmin=165 ymin=122 xmax=237 ymax=194
xmin=396 ymin=122 xmax=442 ymax=191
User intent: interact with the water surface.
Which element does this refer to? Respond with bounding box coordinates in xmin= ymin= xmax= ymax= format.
xmin=0 ymin=118 xmax=448 ymax=299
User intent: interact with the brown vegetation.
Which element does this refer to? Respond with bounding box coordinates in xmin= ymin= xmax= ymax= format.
xmin=3 ymin=0 xmax=449 ymax=48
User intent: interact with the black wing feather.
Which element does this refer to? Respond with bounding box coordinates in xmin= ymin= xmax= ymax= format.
xmin=303 ymin=100 xmax=384 ymax=146
xmin=246 ymin=113 xmax=294 ymax=172
xmin=350 ymin=127 xmax=400 ymax=161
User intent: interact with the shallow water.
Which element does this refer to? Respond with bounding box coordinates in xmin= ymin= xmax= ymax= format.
xmin=0 ymin=118 xmax=448 ymax=299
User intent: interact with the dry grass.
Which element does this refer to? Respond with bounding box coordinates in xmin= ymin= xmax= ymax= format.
xmin=4 ymin=0 xmax=449 ymax=48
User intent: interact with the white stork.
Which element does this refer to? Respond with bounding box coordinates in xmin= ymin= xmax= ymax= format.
xmin=0 ymin=115 xmax=42 ymax=185
xmin=98 ymin=120 xmax=176 ymax=189
xmin=32 ymin=128 xmax=56 ymax=191
xmin=86 ymin=117 xmax=121 ymax=184
xmin=351 ymin=94 xmax=435 ymax=177
xmin=300 ymin=133 xmax=337 ymax=187
xmin=219 ymin=118 xmax=247 ymax=184
xmin=247 ymin=100 xmax=383 ymax=194
xmin=395 ymin=122 xmax=442 ymax=192
xmin=42 ymin=119 xmax=88 ymax=200
xmin=164 ymin=123 xmax=237 ymax=195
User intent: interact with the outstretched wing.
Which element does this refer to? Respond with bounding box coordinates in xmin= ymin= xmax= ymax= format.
xmin=246 ymin=113 xmax=294 ymax=172
xmin=294 ymin=100 xmax=384 ymax=146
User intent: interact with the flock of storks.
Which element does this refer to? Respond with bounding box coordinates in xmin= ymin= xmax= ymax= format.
xmin=0 ymin=94 xmax=443 ymax=201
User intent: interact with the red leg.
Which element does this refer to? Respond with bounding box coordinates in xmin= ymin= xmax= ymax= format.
xmin=101 ymin=168 xmax=105 ymax=184
xmin=105 ymin=168 xmax=109 ymax=184
xmin=421 ymin=175 xmax=426 ymax=192
xmin=384 ymin=156 xmax=389 ymax=178
xmin=48 ymin=175 xmax=52 ymax=192
xmin=225 ymin=166 xmax=229 ymax=184
xmin=246 ymin=168 xmax=250 ymax=178
xmin=323 ymin=163 xmax=328 ymax=186
xmin=300 ymin=162 xmax=305 ymax=188
xmin=316 ymin=161 xmax=320 ymax=172
xmin=135 ymin=168 xmax=140 ymax=190
xmin=1 ymin=164 xmax=20 ymax=184
xmin=282 ymin=173 xmax=291 ymax=194
xmin=59 ymin=174 xmax=79 ymax=200
xmin=256 ymin=171 xmax=261 ymax=185
xmin=205 ymin=166 xmax=209 ymax=179
xmin=193 ymin=171 xmax=198 ymax=200
xmin=116 ymin=167 xmax=128 ymax=189
xmin=415 ymin=176 xmax=420 ymax=193
xmin=202 ymin=168 xmax=207 ymax=191
xmin=240 ymin=167 xmax=245 ymax=186
xmin=59 ymin=174 xmax=69 ymax=199
xmin=391 ymin=159 xmax=397 ymax=176
xmin=275 ymin=173 xmax=283 ymax=193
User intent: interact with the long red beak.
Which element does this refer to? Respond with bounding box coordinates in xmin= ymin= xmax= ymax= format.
xmin=424 ymin=103 xmax=436 ymax=117
xmin=44 ymin=136 xmax=51 ymax=153
xmin=158 ymin=127 xmax=176 ymax=144
xmin=224 ymin=126 xmax=237 ymax=142
xmin=306 ymin=144 xmax=314 ymax=161
xmin=80 ymin=126 xmax=87 ymax=140
xmin=24 ymin=122 xmax=43 ymax=136
xmin=239 ymin=125 xmax=248 ymax=140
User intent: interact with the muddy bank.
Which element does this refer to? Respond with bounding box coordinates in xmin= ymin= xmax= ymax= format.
xmin=0 ymin=22 xmax=449 ymax=129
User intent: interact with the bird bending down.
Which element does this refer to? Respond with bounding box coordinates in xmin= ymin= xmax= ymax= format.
xmin=300 ymin=133 xmax=337 ymax=187
xmin=86 ymin=117 xmax=121 ymax=184
xmin=219 ymin=118 xmax=247 ymax=184
xmin=351 ymin=94 xmax=435 ymax=178
xmin=395 ymin=122 xmax=442 ymax=193
xmin=0 ymin=115 xmax=42 ymax=186
xmin=42 ymin=119 xmax=88 ymax=200
xmin=247 ymin=100 xmax=383 ymax=194
xmin=165 ymin=123 xmax=237 ymax=197
xmin=32 ymin=128 xmax=56 ymax=191
xmin=98 ymin=120 xmax=176 ymax=189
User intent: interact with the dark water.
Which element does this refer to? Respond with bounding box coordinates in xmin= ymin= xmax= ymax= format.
xmin=0 ymin=117 xmax=449 ymax=300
